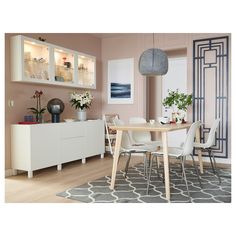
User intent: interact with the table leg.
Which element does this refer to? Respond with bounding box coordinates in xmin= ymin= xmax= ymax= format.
xmin=110 ymin=130 xmax=123 ymax=190
xmin=196 ymin=126 xmax=204 ymax=174
xmin=162 ymin=132 xmax=170 ymax=202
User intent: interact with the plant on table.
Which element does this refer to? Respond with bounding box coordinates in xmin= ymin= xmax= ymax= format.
xmin=162 ymin=89 xmax=192 ymax=123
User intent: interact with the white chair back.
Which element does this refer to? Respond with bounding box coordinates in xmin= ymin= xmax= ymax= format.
xmin=182 ymin=121 xmax=201 ymax=156
xmin=113 ymin=118 xmax=132 ymax=149
xmin=205 ymin=118 xmax=220 ymax=148
xmin=129 ymin=117 xmax=151 ymax=143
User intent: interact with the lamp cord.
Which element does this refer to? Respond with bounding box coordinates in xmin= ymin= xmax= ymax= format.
xmin=152 ymin=33 xmax=155 ymax=70
xmin=153 ymin=33 xmax=155 ymax=48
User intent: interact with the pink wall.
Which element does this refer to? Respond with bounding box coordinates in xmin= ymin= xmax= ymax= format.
xmin=5 ymin=33 xmax=102 ymax=169
xmin=101 ymin=33 xmax=196 ymax=122
xmin=101 ymin=33 xmax=231 ymax=161
xmin=101 ymin=34 xmax=149 ymax=122
xmin=101 ymin=33 xmax=231 ymax=122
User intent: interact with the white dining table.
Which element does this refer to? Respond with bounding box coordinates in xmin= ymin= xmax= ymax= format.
xmin=109 ymin=122 xmax=203 ymax=202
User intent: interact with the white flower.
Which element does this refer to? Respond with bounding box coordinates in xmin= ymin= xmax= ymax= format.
xmin=70 ymin=91 xmax=93 ymax=110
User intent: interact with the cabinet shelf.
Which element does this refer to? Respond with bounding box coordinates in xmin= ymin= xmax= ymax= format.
xmin=56 ymin=65 xmax=74 ymax=70
xmin=24 ymin=59 xmax=49 ymax=65
xmin=11 ymin=35 xmax=96 ymax=89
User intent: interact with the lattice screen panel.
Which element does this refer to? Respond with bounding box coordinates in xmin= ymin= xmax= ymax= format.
xmin=193 ymin=36 xmax=229 ymax=158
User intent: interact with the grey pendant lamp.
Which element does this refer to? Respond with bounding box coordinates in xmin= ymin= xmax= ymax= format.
xmin=139 ymin=33 xmax=168 ymax=76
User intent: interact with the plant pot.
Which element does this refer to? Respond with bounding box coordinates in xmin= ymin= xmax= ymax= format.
xmin=171 ymin=112 xmax=179 ymax=123
xmin=173 ymin=112 xmax=185 ymax=124
xmin=77 ymin=109 xmax=86 ymax=121
xmin=35 ymin=113 xmax=43 ymax=123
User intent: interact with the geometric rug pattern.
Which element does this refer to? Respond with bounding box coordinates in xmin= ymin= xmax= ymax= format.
xmin=57 ymin=163 xmax=231 ymax=203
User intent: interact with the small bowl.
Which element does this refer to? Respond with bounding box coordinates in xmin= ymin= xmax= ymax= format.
xmin=158 ymin=117 xmax=170 ymax=124
xmin=64 ymin=119 xmax=75 ymax=122
xmin=149 ymin=119 xmax=155 ymax=125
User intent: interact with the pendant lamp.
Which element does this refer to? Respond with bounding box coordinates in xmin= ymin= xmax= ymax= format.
xmin=139 ymin=34 xmax=168 ymax=76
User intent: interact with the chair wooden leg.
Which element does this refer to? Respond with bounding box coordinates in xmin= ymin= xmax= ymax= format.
xmin=154 ymin=156 xmax=161 ymax=179
xmin=146 ymin=155 xmax=154 ymax=195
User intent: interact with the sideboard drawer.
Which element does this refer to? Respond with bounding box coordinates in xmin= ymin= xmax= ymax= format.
xmin=60 ymin=122 xmax=85 ymax=138
xmin=60 ymin=137 xmax=85 ymax=163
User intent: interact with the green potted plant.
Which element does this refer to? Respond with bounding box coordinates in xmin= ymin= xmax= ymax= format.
xmin=162 ymin=89 xmax=192 ymax=123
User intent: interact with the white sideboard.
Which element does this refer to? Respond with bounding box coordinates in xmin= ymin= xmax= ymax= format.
xmin=11 ymin=120 xmax=104 ymax=178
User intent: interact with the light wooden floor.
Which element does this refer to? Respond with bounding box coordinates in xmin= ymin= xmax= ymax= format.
xmin=5 ymin=154 xmax=144 ymax=203
xmin=5 ymin=154 xmax=230 ymax=203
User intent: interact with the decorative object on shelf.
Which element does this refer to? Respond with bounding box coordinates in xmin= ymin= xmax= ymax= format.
xmin=24 ymin=115 xmax=34 ymax=122
xmin=162 ymin=89 xmax=192 ymax=123
xmin=38 ymin=37 xmax=46 ymax=42
xmin=62 ymin=57 xmax=67 ymax=65
xmin=70 ymin=91 xmax=93 ymax=121
xmin=139 ymin=33 xmax=168 ymax=76
xmin=64 ymin=61 xmax=71 ymax=68
xmin=24 ymin=55 xmax=49 ymax=80
xmin=55 ymin=76 xmax=64 ymax=82
xmin=47 ymin=98 xmax=65 ymax=123
xmin=28 ymin=90 xmax=46 ymax=123
xmin=62 ymin=57 xmax=71 ymax=69
xmin=78 ymin=63 xmax=87 ymax=71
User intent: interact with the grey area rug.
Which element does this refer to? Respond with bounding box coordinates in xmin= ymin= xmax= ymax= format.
xmin=57 ymin=163 xmax=231 ymax=203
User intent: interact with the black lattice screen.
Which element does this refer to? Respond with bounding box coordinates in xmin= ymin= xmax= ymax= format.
xmin=193 ymin=36 xmax=229 ymax=158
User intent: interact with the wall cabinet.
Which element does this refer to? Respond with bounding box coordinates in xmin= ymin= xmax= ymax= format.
xmin=11 ymin=35 xmax=96 ymax=89
xmin=11 ymin=120 xmax=104 ymax=178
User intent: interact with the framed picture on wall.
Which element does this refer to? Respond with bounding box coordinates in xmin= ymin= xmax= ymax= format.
xmin=107 ymin=58 xmax=134 ymax=104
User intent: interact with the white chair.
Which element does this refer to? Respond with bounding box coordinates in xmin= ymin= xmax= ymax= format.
xmin=129 ymin=117 xmax=162 ymax=147
xmin=146 ymin=121 xmax=202 ymax=202
xmin=193 ymin=118 xmax=221 ymax=184
xmin=113 ymin=118 xmax=157 ymax=178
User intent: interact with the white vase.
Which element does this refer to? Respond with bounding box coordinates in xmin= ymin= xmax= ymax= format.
xmin=77 ymin=109 xmax=87 ymax=121
xmin=171 ymin=112 xmax=179 ymax=123
xmin=176 ymin=112 xmax=185 ymax=124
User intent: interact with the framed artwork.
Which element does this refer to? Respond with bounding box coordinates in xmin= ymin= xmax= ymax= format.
xmin=107 ymin=58 xmax=134 ymax=104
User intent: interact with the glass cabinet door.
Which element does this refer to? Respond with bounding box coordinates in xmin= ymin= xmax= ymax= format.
xmin=54 ymin=48 xmax=74 ymax=83
xmin=77 ymin=54 xmax=95 ymax=87
xmin=24 ymin=40 xmax=50 ymax=80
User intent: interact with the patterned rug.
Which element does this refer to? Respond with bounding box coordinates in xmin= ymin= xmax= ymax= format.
xmin=57 ymin=163 xmax=231 ymax=203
